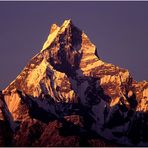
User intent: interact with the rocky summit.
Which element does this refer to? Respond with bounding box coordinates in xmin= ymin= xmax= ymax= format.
xmin=0 ymin=19 xmax=148 ymax=146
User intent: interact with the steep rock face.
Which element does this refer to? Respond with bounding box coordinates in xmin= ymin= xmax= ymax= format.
xmin=1 ymin=19 xmax=148 ymax=146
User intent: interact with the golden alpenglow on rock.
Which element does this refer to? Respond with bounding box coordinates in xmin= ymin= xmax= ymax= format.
xmin=0 ymin=20 xmax=148 ymax=147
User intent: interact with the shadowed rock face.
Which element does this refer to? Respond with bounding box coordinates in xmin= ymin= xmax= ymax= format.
xmin=0 ymin=19 xmax=148 ymax=146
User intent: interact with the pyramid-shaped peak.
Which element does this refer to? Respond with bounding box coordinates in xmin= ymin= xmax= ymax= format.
xmin=62 ymin=19 xmax=73 ymax=27
xmin=41 ymin=19 xmax=80 ymax=52
xmin=58 ymin=19 xmax=76 ymax=34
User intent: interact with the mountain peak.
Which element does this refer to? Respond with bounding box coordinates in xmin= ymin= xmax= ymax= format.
xmin=41 ymin=19 xmax=78 ymax=52
xmin=62 ymin=19 xmax=73 ymax=27
xmin=59 ymin=19 xmax=73 ymax=32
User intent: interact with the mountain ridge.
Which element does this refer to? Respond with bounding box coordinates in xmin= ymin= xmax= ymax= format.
xmin=0 ymin=19 xmax=148 ymax=146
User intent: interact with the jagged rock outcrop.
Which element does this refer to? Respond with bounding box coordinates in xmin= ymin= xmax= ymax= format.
xmin=0 ymin=19 xmax=148 ymax=146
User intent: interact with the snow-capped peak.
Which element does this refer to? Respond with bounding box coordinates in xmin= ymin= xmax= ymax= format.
xmin=41 ymin=19 xmax=73 ymax=52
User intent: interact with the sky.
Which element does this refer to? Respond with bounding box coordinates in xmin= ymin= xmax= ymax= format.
xmin=0 ymin=1 xmax=148 ymax=90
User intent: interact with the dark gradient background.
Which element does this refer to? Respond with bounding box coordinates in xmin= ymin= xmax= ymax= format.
xmin=0 ymin=1 xmax=148 ymax=90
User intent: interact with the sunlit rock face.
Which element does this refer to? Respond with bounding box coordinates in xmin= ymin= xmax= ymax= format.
xmin=0 ymin=20 xmax=148 ymax=146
